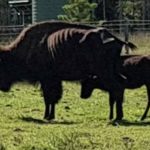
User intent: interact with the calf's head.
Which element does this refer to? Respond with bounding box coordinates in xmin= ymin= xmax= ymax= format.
xmin=81 ymin=76 xmax=102 ymax=99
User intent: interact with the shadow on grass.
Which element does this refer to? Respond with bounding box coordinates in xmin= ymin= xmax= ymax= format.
xmin=111 ymin=119 xmax=150 ymax=127
xmin=21 ymin=116 xmax=79 ymax=125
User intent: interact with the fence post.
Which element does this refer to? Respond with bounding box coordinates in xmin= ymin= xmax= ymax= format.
xmin=124 ymin=19 xmax=129 ymax=54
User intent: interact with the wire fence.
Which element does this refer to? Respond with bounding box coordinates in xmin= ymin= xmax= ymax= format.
xmin=1 ymin=19 xmax=150 ymax=42
xmin=88 ymin=19 xmax=150 ymax=35
xmin=0 ymin=25 xmax=24 ymax=42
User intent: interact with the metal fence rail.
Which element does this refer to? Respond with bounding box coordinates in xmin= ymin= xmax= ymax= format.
xmin=101 ymin=20 xmax=150 ymax=33
xmin=1 ymin=20 xmax=150 ymax=34
xmin=0 ymin=20 xmax=150 ymax=54
xmin=0 ymin=25 xmax=24 ymax=41
xmin=1 ymin=20 xmax=150 ymax=41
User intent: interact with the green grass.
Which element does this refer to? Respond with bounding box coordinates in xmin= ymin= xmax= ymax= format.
xmin=0 ymin=82 xmax=150 ymax=150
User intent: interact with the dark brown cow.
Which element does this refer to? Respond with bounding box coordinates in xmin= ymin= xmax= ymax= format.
xmin=0 ymin=21 xmax=136 ymax=120
xmin=81 ymin=55 xmax=150 ymax=121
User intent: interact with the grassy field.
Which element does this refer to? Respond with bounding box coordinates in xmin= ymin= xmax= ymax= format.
xmin=0 ymin=35 xmax=150 ymax=150
xmin=0 ymin=82 xmax=150 ymax=150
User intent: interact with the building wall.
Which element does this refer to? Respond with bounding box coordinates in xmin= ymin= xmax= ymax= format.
xmin=32 ymin=0 xmax=66 ymax=23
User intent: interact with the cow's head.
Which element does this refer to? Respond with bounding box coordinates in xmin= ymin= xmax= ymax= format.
xmin=79 ymin=28 xmax=136 ymax=87
xmin=80 ymin=27 xmax=136 ymax=58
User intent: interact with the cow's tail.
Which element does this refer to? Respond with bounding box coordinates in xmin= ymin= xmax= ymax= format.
xmin=126 ymin=42 xmax=137 ymax=51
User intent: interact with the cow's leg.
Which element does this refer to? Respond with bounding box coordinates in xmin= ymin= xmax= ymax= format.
xmin=115 ymin=89 xmax=124 ymax=121
xmin=141 ymin=85 xmax=150 ymax=120
xmin=41 ymin=80 xmax=62 ymax=120
xmin=109 ymin=91 xmax=115 ymax=120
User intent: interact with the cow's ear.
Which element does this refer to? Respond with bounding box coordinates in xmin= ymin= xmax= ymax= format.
xmin=79 ymin=28 xmax=105 ymax=43
xmin=79 ymin=28 xmax=115 ymax=44
xmin=99 ymin=29 xmax=115 ymax=44
xmin=79 ymin=30 xmax=96 ymax=43
xmin=92 ymin=75 xmax=98 ymax=79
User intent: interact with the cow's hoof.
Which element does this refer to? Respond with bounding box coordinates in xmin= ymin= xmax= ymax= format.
xmin=112 ymin=121 xmax=120 ymax=126
xmin=141 ymin=115 xmax=146 ymax=121
xmin=107 ymin=120 xmax=120 ymax=126
xmin=48 ymin=119 xmax=56 ymax=124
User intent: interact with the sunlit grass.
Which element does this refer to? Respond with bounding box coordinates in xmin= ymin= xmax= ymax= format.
xmin=128 ymin=33 xmax=150 ymax=54
xmin=0 ymin=82 xmax=149 ymax=150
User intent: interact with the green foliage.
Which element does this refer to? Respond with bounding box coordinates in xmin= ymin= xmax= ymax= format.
xmin=117 ymin=1 xmax=143 ymax=20
xmin=1 ymin=79 xmax=150 ymax=149
xmin=58 ymin=0 xmax=149 ymax=21
xmin=58 ymin=0 xmax=97 ymax=22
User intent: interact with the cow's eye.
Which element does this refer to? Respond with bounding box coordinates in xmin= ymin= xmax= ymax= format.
xmin=92 ymin=75 xmax=98 ymax=79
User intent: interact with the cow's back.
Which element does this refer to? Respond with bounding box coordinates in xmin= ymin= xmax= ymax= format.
xmin=121 ymin=55 xmax=150 ymax=88
xmin=11 ymin=21 xmax=95 ymax=63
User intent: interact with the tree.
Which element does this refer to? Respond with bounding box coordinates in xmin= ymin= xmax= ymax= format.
xmin=58 ymin=0 xmax=97 ymax=22
xmin=117 ymin=0 xmax=142 ymax=20
xmin=143 ymin=0 xmax=150 ymax=20
xmin=92 ymin=0 xmax=145 ymax=20
xmin=58 ymin=0 xmax=150 ymax=22
xmin=87 ymin=0 xmax=121 ymax=20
